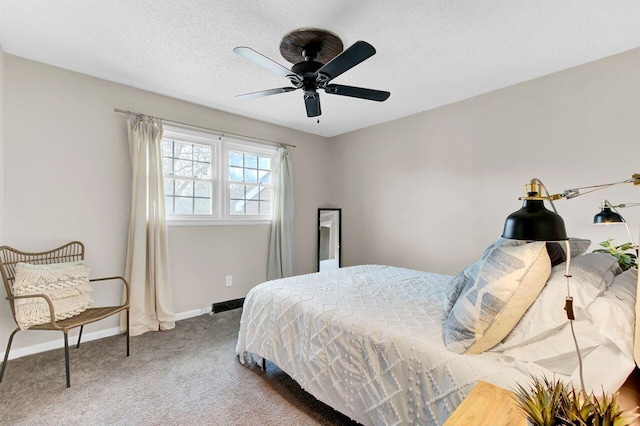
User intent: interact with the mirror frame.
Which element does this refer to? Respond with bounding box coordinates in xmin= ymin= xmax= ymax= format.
xmin=318 ymin=208 xmax=341 ymax=272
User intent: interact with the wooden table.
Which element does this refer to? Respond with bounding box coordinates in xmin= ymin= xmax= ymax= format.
xmin=444 ymin=381 xmax=527 ymax=426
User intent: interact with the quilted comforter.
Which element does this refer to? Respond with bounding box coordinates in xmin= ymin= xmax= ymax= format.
xmin=236 ymin=265 xmax=534 ymax=425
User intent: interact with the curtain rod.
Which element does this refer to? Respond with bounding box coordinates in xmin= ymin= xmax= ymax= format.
xmin=114 ymin=108 xmax=295 ymax=148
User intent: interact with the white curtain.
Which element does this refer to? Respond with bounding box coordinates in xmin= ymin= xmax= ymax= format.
xmin=124 ymin=116 xmax=175 ymax=336
xmin=267 ymin=147 xmax=294 ymax=280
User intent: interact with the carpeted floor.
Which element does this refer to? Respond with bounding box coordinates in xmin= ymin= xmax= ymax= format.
xmin=0 ymin=309 xmax=359 ymax=425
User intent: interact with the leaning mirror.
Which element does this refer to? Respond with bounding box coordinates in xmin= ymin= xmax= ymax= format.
xmin=318 ymin=208 xmax=341 ymax=272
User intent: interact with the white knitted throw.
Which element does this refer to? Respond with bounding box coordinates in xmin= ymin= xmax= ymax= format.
xmin=13 ymin=261 xmax=94 ymax=329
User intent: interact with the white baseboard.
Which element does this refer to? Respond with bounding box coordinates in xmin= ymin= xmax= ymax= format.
xmin=1 ymin=305 xmax=213 ymax=361
xmin=174 ymin=305 xmax=212 ymax=321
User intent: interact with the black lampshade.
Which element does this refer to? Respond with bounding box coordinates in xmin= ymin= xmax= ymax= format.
xmin=593 ymin=207 xmax=624 ymax=224
xmin=502 ymin=199 xmax=568 ymax=241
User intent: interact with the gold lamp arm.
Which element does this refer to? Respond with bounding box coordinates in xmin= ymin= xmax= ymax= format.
xmin=552 ymin=173 xmax=640 ymax=200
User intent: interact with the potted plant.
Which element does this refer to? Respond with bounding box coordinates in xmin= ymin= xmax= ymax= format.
xmin=592 ymin=239 xmax=638 ymax=271
xmin=513 ymin=376 xmax=639 ymax=425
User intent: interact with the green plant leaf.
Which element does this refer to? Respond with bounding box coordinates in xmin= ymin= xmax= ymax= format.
xmin=513 ymin=376 xmax=640 ymax=426
xmin=593 ymin=239 xmax=638 ymax=271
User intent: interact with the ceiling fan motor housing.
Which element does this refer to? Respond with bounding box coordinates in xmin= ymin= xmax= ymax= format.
xmin=291 ymin=61 xmax=323 ymax=76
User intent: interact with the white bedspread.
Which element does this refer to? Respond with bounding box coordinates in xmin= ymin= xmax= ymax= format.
xmin=236 ymin=264 xmax=636 ymax=425
xmin=236 ymin=265 xmax=535 ymax=425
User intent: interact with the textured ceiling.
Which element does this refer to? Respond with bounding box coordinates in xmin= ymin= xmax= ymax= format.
xmin=0 ymin=1 xmax=639 ymax=137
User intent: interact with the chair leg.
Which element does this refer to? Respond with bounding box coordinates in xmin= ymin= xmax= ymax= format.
xmin=63 ymin=332 xmax=71 ymax=388
xmin=0 ymin=327 xmax=20 ymax=383
xmin=76 ymin=325 xmax=84 ymax=349
xmin=126 ymin=309 xmax=130 ymax=357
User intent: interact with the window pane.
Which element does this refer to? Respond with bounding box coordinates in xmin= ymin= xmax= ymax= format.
xmin=229 ymin=151 xmax=243 ymax=167
xmin=244 ymin=169 xmax=257 ymax=183
xmin=258 ymin=156 xmax=270 ymax=170
xmin=230 ymin=184 xmax=244 ymax=199
xmin=174 ymin=197 xmax=193 ymax=214
xmin=164 ymin=179 xmax=174 ymax=196
xmin=174 ymin=160 xmax=193 ymax=177
xmin=245 ymin=154 xmax=258 ymax=169
xmin=258 ymin=170 xmax=270 ymax=184
xmin=259 ymin=187 xmax=270 ymax=201
xmin=245 ymin=185 xmax=260 ymax=201
xmin=175 ymin=142 xmax=193 ymax=160
xmin=162 ymin=158 xmax=173 ymax=175
xmin=194 ymin=181 xmax=211 ymax=197
xmin=193 ymin=161 xmax=211 ymax=178
xmin=175 ymin=180 xmax=193 ymax=197
xmin=194 ymin=198 xmax=211 ymax=215
xmin=245 ymin=200 xmax=260 ymax=215
xmin=259 ymin=200 xmax=270 ymax=215
xmin=229 ymin=166 xmax=243 ymax=181
xmin=230 ymin=200 xmax=245 ymax=215
xmin=162 ymin=140 xmax=173 ymax=157
xmin=165 ymin=196 xmax=174 ymax=215
xmin=193 ymin=145 xmax=211 ymax=162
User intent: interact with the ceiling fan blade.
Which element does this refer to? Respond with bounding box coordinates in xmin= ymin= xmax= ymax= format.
xmin=236 ymin=87 xmax=297 ymax=99
xmin=304 ymin=94 xmax=321 ymax=117
xmin=316 ymin=41 xmax=376 ymax=82
xmin=324 ymin=84 xmax=390 ymax=102
xmin=233 ymin=46 xmax=297 ymax=78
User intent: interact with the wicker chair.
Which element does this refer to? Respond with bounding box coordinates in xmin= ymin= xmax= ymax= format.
xmin=0 ymin=241 xmax=130 ymax=387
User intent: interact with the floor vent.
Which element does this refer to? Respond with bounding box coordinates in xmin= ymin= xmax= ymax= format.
xmin=212 ymin=298 xmax=245 ymax=313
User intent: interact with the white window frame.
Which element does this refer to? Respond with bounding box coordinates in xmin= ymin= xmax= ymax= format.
xmin=162 ymin=126 xmax=219 ymax=222
xmin=162 ymin=125 xmax=276 ymax=226
xmin=222 ymin=139 xmax=277 ymax=222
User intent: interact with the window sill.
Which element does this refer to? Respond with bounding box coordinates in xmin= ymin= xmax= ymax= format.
xmin=167 ymin=219 xmax=272 ymax=227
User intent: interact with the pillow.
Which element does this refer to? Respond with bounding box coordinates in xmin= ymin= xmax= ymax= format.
xmin=490 ymin=268 xmax=636 ymax=391
xmin=561 ymin=238 xmax=591 ymax=258
xmin=443 ymin=237 xmax=526 ymax=315
xmin=13 ymin=261 xmax=94 ymax=329
xmin=443 ymin=241 xmax=551 ymax=354
xmin=496 ymin=253 xmax=621 ymax=350
xmin=546 ymin=242 xmax=567 ymax=267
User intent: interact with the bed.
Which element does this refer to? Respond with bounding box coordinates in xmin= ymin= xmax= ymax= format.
xmin=236 ymin=239 xmax=637 ymax=425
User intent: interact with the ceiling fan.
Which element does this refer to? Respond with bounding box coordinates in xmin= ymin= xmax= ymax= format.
xmin=233 ymin=28 xmax=390 ymax=118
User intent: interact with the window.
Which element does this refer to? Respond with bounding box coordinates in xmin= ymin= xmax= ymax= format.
xmin=228 ymin=150 xmax=271 ymax=216
xmin=162 ymin=136 xmax=215 ymax=216
xmin=161 ymin=126 xmax=276 ymax=224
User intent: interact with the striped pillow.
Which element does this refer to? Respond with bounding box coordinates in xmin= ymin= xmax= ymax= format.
xmin=442 ymin=237 xmax=526 ymax=315
xmin=443 ymin=241 xmax=551 ymax=354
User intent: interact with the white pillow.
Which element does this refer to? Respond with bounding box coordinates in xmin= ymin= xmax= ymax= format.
xmin=443 ymin=241 xmax=551 ymax=354
xmin=13 ymin=261 xmax=94 ymax=329
xmin=497 ymin=253 xmax=621 ymax=350
xmin=491 ymin=268 xmax=636 ymax=393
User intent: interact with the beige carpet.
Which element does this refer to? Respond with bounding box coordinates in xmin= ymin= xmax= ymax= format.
xmin=0 ymin=309 xmax=358 ymax=425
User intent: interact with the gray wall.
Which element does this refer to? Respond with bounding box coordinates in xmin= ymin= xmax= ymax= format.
xmin=0 ymin=43 xmax=4 ymax=244
xmin=330 ymin=47 xmax=640 ymax=275
xmin=1 ymin=55 xmax=332 ymax=355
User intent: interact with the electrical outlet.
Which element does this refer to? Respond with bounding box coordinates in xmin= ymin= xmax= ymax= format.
xmin=225 ymin=275 xmax=233 ymax=286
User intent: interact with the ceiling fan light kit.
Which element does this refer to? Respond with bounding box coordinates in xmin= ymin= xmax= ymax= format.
xmin=234 ymin=28 xmax=390 ymax=118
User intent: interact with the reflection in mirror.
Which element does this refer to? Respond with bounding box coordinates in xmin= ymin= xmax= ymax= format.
xmin=318 ymin=208 xmax=341 ymax=272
